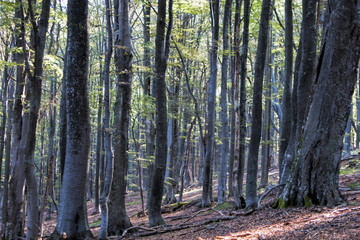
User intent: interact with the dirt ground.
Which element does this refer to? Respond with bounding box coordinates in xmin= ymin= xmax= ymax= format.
xmin=43 ymin=157 xmax=360 ymax=240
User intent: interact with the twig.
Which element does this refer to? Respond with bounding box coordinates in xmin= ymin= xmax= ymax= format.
xmin=181 ymin=208 xmax=210 ymax=225
xmin=119 ymin=225 xmax=155 ymax=239
xmin=230 ymin=208 xmax=256 ymax=216
xmin=210 ymin=207 xmax=225 ymax=216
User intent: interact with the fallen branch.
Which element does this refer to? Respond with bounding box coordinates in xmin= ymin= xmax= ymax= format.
xmin=230 ymin=208 xmax=256 ymax=216
xmin=119 ymin=225 xmax=155 ymax=239
xmin=181 ymin=208 xmax=211 ymax=225
xmin=135 ymin=215 xmax=236 ymax=237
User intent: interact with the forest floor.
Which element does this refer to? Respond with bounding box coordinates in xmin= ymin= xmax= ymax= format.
xmin=43 ymin=156 xmax=360 ymax=240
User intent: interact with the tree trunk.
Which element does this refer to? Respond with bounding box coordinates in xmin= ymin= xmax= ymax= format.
xmin=6 ymin=3 xmax=26 ymax=238
xmin=50 ymin=0 xmax=92 ymax=238
xmin=1 ymin=75 xmax=14 ymax=238
xmin=281 ymin=0 xmax=317 ymax=183
xmin=344 ymin=108 xmax=352 ymax=155
xmin=276 ymin=0 xmax=360 ymax=208
xmin=228 ymin=0 xmax=242 ymax=198
xmin=98 ymin=0 xmax=113 ymax=238
xmin=148 ymin=0 xmax=173 ymax=226
xmin=108 ymin=0 xmax=133 ymax=235
xmin=278 ymin=0 xmax=293 ymax=176
xmin=164 ymin=79 xmax=180 ymax=205
xmin=245 ymin=0 xmax=272 ymax=209
xmin=218 ymin=0 xmax=232 ymax=205
xmin=260 ymin=28 xmax=273 ymax=188
xmin=94 ymin=68 xmax=103 ymax=214
xmin=0 ymin=49 xmax=9 ymax=193
xmin=234 ymin=0 xmax=250 ymax=209
xmin=202 ymin=0 xmax=220 ymax=208
xmin=22 ymin=0 xmax=51 ymax=237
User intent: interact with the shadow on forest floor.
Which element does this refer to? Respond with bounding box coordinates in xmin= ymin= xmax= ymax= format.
xmin=42 ymin=157 xmax=360 ymax=240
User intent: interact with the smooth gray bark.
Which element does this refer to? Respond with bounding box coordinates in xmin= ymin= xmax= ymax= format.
xmin=148 ymin=0 xmax=173 ymax=226
xmin=7 ymin=5 xmax=26 ymax=234
xmin=228 ymin=0 xmax=242 ymax=198
xmin=218 ymin=0 xmax=232 ymax=205
xmin=281 ymin=0 xmax=317 ymax=183
xmin=245 ymin=0 xmax=272 ymax=209
xmin=234 ymin=0 xmax=250 ymax=209
xmin=108 ymin=0 xmax=133 ymax=235
xmin=202 ymin=0 xmax=220 ymax=208
xmin=278 ymin=0 xmax=293 ymax=177
xmin=98 ymin=0 xmax=113 ymax=238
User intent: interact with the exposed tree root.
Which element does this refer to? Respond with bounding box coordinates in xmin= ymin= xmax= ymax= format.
xmin=258 ymin=184 xmax=285 ymax=208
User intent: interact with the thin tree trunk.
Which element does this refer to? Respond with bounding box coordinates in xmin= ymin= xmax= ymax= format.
xmin=1 ymin=76 xmax=14 ymax=238
xmin=278 ymin=0 xmax=293 ymax=177
xmin=94 ymin=62 xmax=104 ymax=214
xmin=202 ymin=0 xmax=220 ymax=208
xmin=6 ymin=2 xmax=26 ymax=238
xmin=234 ymin=0 xmax=250 ymax=209
xmin=218 ymin=0 xmax=232 ymax=205
xmin=98 ymin=0 xmax=113 ymax=238
xmin=245 ymin=0 xmax=272 ymax=209
xmin=21 ymin=0 xmax=51 ymax=237
xmin=148 ymin=0 xmax=173 ymax=226
xmin=260 ymin=13 xmax=274 ymax=188
xmin=228 ymin=0 xmax=242 ymax=198
xmin=108 ymin=0 xmax=133 ymax=234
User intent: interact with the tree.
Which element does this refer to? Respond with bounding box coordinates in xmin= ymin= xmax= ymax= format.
xmin=98 ymin=0 xmax=114 ymax=238
xmin=228 ymin=0 xmax=242 ymax=199
xmin=234 ymin=0 xmax=250 ymax=209
xmin=245 ymin=0 xmax=272 ymax=209
xmin=108 ymin=0 xmax=133 ymax=234
xmin=202 ymin=0 xmax=220 ymax=208
xmin=148 ymin=0 xmax=173 ymax=226
xmin=276 ymin=0 xmax=360 ymax=207
xmin=280 ymin=0 xmax=317 ymax=183
xmin=49 ymin=0 xmax=92 ymax=237
xmin=6 ymin=3 xmax=26 ymax=237
xmin=218 ymin=0 xmax=232 ymax=205
xmin=278 ymin=0 xmax=293 ymax=180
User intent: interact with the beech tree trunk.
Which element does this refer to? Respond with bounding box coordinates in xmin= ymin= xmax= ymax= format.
xmin=276 ymin=0 xmax=360 ymax=208
xmin=6 ymin=3 xmax=26 ymax=238
xmin=218 ymin=0 xmax=232 ymax=205
xmin=98 ymin=0 xmax=113 ymax=238
xmin=278 ymin=0 xmax=293 ymax=178
xmin=50 ymin=0 xmax=92 ymax=238
xmin=148 ymin=0 xmax=173 ymax=226
xmin=202 ymin=0 xmax=220 ymax=208
xmin=234 ymin=0 xmax=250 ymax=209
xmin=108 ymin=0 xmax=133 ymax=235
xmin=280 ymin=0 xmax=317 ymax=183
xmin=1 ymin=79 xmax=14 ymax=238
xmin=228 ymin=0 xmax=242 ymax=198
xmin=245 ymin=0 xmax=271 ymax=209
